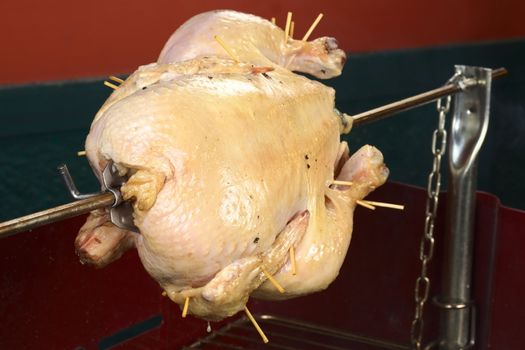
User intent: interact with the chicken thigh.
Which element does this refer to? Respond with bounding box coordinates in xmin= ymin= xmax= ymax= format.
xmin=76 ymin=10 xmax=388 ymax=321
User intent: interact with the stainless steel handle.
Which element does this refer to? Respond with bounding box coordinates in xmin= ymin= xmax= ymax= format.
xmin=437 ymin=65 xmax=493 ymax=350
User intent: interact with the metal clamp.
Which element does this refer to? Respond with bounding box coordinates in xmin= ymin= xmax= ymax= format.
xmin=427 ymin=302 xmax=476 ymax=350
xmin=58 ymin=161 xmax=139 ymax=232
xmin=432 ymin=297 xmax=473 ymax=310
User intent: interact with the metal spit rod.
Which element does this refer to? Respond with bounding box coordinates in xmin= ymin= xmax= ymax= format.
xmin=352 ymin=67 xmax=507 ymax=127
xmin=0 ymin=193 xmax=114 ymax=239
xmin=0 ymin=67 xmax=507 ymax=239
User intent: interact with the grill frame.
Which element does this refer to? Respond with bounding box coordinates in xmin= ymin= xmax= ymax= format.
xmin=184 ymin=314 xmax=410 ymax=350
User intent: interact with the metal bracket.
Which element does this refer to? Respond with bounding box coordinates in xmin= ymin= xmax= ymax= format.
xmin=436 ymin=65 xmax=492 ymax=350
xmin=101 ymin=162 xmax=138 ymax=232
xmin=58 ymin=162 xmax=139 ymax=233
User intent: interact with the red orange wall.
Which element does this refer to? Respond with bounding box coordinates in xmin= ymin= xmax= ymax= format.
xmin=1 ymin=0 xmax=524 ymax=84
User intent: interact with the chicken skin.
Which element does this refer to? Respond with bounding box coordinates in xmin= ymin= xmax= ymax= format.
xmin=75 ymin=10 xmax=388 ymax=320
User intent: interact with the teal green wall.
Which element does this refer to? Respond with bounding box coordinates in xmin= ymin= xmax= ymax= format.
xmin=1 ymin=39 xmax=524 ymax=221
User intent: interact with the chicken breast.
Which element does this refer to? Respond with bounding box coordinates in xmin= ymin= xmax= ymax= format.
xmin=76 ymin=10 xmax=388 ymax=321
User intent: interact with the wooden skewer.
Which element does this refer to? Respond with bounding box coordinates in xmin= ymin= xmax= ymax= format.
xmin=244 ymin=306 xmax=269 ymax=343
xmin=77 ymin=150 xmax=86 ymax=157
xmin=290 ymin=247 xmax=297 ymax=275
xmin=302 ymin=13 xmax=324 ymax=41
xmin=161 ymin=291 xmax=167 ymax=296
xmin=182 ymin=296 xmax=190 ymax=318
xmin=261 ymin=267 xmax=285 ymax=293
xmin=284 ymin=12 xmax=292 ymax=41
xmin=103 ymin=81 xmax=118 ymax=90
xmin=362 ymin=200 xmax=405 ymax=210
xmin=214 ymin=35 xmax=240 ymax=63
xmin=331 ymin=180 xmax=354 ymax=186
xmin=271 ymin=17 xmax=276 ymax=25
xmin=290 ymin=21 xmax=295 ymax=39
xmin=109 ymin=75 xmax=124 ymax=84
xmin=356 ymin=200 xmax=376 ymax=210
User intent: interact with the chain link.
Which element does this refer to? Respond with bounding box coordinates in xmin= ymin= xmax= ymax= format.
xmin=410 ymin=94 xmax=451 ymax=350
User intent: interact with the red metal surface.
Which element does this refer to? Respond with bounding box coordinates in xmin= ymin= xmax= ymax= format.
xmin=0 ymin=182 xmax=523 ymax=349
xmin=0 ymin=216 xmax=160 ymax=349
xmin=490 ymin=203 xmax=525 ymax=349
xmin=0 ymin=215 xmax=220 ymax=349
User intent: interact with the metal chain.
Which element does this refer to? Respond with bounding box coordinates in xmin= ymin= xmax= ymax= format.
xmin=410 ymin=94 xmax=451 ymax=350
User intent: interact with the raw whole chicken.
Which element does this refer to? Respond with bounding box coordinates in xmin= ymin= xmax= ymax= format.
xmin=75 ymin=10 xmax=389 ymax=321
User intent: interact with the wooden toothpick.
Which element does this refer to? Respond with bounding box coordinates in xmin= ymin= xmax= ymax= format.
xmin=77 ymin=150 xmax=86 ymax=157
xmin=214 ymin=35 xmax=240 ymax=63
xmin=271 ymin=17 xmax=276 ymax=25
xmin=290 ymin=247 xmax=297 ymax=275
xmin=284 ymin=12 xmax=292 ymax=41
xmin=302 ymin=13 xmax=324 ymax=41
xmin=261 ymin=267 xmax=285 ymax=293
xmin=108 ymin=75 xmax=124 ymax=84
xmin=244 ymin=306 xmax=269 ymax=343
xmin=103 ymin=81 xmax=118 ymax=90
xmin=362 ymin=200 xmax=405 ymax=210
xmin=331 ymin=180 xmax=354 ymax=186
xmin=182 ymin=297 xmax=190 ymax=318
xmin=356 ymin=200 xmax=376 ymax=210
